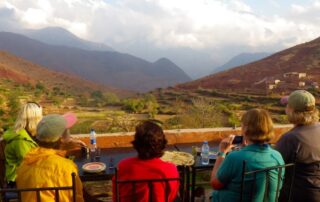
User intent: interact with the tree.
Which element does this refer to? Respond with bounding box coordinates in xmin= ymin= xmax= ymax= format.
xmin=7 ymin=94 xmax=20 ymax=118
xmin=176 ymin=97 xmax=222 ymax=128
xmin=104 ymin=93 xmax=120 ymax=104
xmin=35 ymin=82 xmax=46 ymax=91
xmin=143 ymin=94 xmax=159 ymax=118
xmin=123 ymin=98 xmax=145 ymax=113
xmin=91 ymin=90 xmax=104 ymax=100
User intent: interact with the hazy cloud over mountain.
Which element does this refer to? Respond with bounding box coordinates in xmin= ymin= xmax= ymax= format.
xmin=1 ymin=0 xmax=320 ymax=78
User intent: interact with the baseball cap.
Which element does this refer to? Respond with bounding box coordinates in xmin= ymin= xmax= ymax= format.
xmin=36 ymin=113 xmax=77 ymax=143
xmin=282 ymin=90 xmax=316 ymax=112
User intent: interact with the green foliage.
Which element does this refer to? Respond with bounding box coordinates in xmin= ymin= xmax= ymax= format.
xmin=143 ymin=94 xmax=159 ymax=118
xmin=273 ymin=114 xmax=289 ymax=124
xmin=123 ymin=98 xmax=145 ymax=113
xmin=122 ymin=94 xmax=159 ymax=117
xmin=88 ymin=91 xmax=120 ymax=107
xmin=104 ymin=93 xmax=120 ymax=104
xmin=91 ymin=90 xmax=104 ymax=100
xmin=228 ymin=113 xmax=241 ymax=127
xmin=173 ymin=97 xmax=223 ymax=128
xmin=35 ymin=82 xmax=46 ymax=91
xmin=7 ymin=93 xmax=20 ymax=116
xmin=70 ymin=120 xmax=95 ymax=134
xmin=107 ymin=112 xmax=137 ymax=132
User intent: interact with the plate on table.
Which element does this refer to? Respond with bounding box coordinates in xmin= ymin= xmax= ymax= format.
xmin=82 ymin=162 xmax=106 ymax=173
xmin=161 ymin=151 xmax=194 ymax=166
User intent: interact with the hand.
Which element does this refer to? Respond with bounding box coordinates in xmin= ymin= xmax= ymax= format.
xmin=219 ymin=135 xmax=235 ymax=153
xmin=61 ymin=135 xmax=87 ymax=148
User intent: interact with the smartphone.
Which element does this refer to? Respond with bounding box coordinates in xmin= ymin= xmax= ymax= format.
xmin=232 ymin=135 xmax=243 ymax=144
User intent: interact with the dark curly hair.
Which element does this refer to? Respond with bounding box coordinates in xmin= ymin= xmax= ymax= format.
xmin=132 ymin=121 xmax=167 ymax=160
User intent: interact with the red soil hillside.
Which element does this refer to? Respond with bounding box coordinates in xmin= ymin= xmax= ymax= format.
xmin=177 ymin=37 xmax=320 ymax=94
xmin=0 ymin=51 xmax=129 ymax=96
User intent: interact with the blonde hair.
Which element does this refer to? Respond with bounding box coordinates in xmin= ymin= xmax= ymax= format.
xmin=14 ymin=103 xmax=43 ymax=136
xmin=286 ymin=108 xmax=319 ymax=125
xmin=241 ymin=108 xmax=274 ymax=143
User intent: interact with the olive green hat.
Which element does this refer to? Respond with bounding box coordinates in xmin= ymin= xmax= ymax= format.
xmin=287 ymin=90 xmax=316 ymax=112
xmin=36 ymin=113 xmax=77 ymax=143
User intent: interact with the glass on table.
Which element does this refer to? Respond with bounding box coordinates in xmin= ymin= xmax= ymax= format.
xmin=89 ymin=147 xmax=101 ymax=162
xmin=95 ymin=147 xmax=101 ymax=161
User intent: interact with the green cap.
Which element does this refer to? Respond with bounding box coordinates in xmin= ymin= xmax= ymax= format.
xmin=36 ymin=113 xmax=77 ymax=143
xmin=288 ymin=90 xmax=315 ymax=112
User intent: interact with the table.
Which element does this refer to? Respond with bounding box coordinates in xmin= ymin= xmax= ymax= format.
xmin=74 ymin=147 xmax=217 ymax=202
xmin=190 ymin=157 xmax=215 ymax=202
xmin=74 ymin=149 xmax=116 ymax=202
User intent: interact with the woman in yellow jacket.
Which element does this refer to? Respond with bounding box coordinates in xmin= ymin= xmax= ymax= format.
xmin=16 ymin=114 xmax=84 ymax=202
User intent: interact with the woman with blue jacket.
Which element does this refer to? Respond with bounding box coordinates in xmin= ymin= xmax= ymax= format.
xmin=210 ymin=108 xmax=284 ymax=202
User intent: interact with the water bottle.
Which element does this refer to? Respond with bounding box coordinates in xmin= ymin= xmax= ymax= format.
xmin=90 ymin=129 xmax=97 ymax=154
xmin=201 ymin=141 xmax=210 ymax=165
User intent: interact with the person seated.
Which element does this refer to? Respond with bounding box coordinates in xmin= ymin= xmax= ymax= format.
xmin=16 ymin=114 xmax=84 ymax=202
xmin=210 ymin=108 xmax=284 ymax=202
xmin=113 ymin=121 xmax=179 ymax=202
xmin=3 ymin=102 xmax=42 ymax=186
xmin=276 ymin=90 xmax=320 ymax=202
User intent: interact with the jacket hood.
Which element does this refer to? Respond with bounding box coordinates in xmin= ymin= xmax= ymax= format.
xmin=23 ymin=147 xmax=66 ymax=165
xmin=3 ymin=129 xmax=36 ymax=143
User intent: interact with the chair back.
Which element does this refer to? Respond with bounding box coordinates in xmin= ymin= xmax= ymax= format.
xmin=114 ymin=168 xmax=180 ymax=202
xmin=0 ymin=173 xmax=77 ymax=202
xmin=0 ymin=138 xmax=6 ymax=188
xmin=240 ymin=161 xmax=295 ymax=202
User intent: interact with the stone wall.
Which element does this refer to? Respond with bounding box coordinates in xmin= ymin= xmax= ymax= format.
xmin=73 ymin=125 xmax=293 ymax=149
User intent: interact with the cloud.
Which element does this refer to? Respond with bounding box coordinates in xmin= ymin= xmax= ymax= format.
xmin=1 ymin=0 xmax=320 ymax=50
xmin=1 ymin=0 xmax=320 ymax=77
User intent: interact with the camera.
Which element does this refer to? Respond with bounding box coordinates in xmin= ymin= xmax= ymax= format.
xmin=232 ymin=135 xmax=243 ymax=144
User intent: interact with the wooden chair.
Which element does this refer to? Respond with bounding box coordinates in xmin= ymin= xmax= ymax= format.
xmin=0 ymin=173 xmax=77 ymax=202
xmin=240 ymin=161 xmax=295 ymax=202
xmin=114 ymin=168 xmax=181 ymax=202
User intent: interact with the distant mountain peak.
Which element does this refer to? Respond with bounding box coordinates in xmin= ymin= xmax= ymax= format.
xmin=212 ymin=52 xmax=271 ymax=74
xmin=24 ymin=26 xmax=114 ymax=52
xmin=153 ymin=58 xmax=181 ymax=68
xmin=154 ymin=57 xmax=172 ymax=63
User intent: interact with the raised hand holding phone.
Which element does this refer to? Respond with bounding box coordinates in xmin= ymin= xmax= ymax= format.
xmin=219 ymin=135 xmax=235 ymax=154
xmin=232 ymin=135 xmax=243 ymax=144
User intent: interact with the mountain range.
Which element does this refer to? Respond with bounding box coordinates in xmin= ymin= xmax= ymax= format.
xmin=177 ymin=36 xmax=320 ymax=94
xmin=0 ymin=31 xmax=191 ymax=92
xmin=212 ymin=52 xmax=271 ymax=74
xmin=0 ymin=51 xmax=125 ymax=95
xmin=24 ymin=27 xmax=114 ymax=52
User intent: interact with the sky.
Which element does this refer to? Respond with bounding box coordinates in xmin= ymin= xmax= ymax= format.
xmin=0 ymin=0 xmax=320 ymax=78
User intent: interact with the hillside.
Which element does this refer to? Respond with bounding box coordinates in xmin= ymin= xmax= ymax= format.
xmin=0 ymin=32 xmax=191 ymax=92
xmin=178 ymin=36 xmax=320 ymax=95
xmin=0 ymin=51 xmax=126 ymax=96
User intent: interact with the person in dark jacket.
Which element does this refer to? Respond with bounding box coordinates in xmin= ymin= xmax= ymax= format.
xmin=276 ymin=90 xmax=320 ymax=202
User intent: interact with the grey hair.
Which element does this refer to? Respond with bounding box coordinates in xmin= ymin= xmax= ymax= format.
xmin=14 ymin=103 xmax=43 ymax=136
